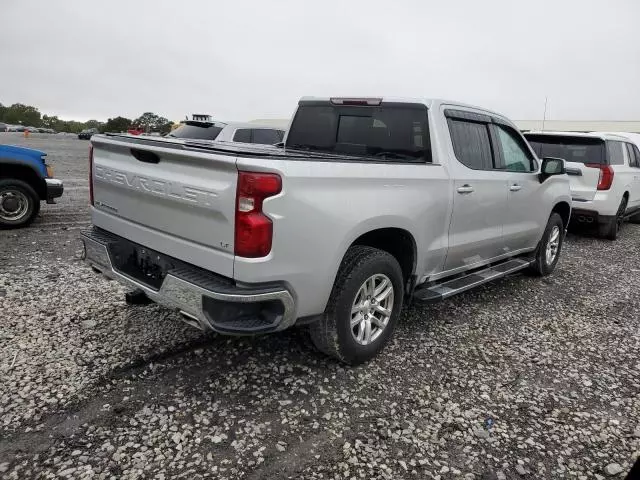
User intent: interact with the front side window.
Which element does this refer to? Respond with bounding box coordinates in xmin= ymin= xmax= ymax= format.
xmin=495 ymin=125 xmax=534 ymax=172
xmin=607 ymin=141 xmax=625 ymax=166
xmin=625 ymin=143 xmax=640 ymax=168
xmin=632 ymin=144 xmax=640 ymax=168
xmin=447 ymin=119 xmax=493 ymax=170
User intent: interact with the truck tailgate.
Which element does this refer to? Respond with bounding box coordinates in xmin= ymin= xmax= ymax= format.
xmin=91 ymin=135 xmax=237 ymax=277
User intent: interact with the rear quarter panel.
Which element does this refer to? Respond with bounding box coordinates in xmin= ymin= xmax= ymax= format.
xmin=234 ymin=156 xmax=452 ymax=318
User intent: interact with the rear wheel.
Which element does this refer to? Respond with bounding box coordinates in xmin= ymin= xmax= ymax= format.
xmin=528 ymin=212 xmax=564 ymax=276
xmin=309 ymin=246 xmax=404 ymax=365
xmin=0 ymin=179 xmax=40 ymax=229
xmin=599 ymin=195 xmax=628 ymax=240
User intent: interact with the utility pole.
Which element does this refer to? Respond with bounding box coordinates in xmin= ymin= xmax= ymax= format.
xmin=542 ymin=97 xmax=548 ymax=131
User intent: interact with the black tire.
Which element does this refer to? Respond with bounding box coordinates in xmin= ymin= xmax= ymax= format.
xmin=528 ymin=212 xmax=564 ymax=276
xmin=0 ymin=179 xmax=40 ymax=229
xmin=599 ymin=195 xmax=628 ymax=240
xmin=309 ymin=246 xmax=404 ymax=365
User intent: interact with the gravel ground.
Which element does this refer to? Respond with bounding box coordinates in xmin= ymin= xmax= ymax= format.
xmin=1 ymin=133 xmax=639 ymax=479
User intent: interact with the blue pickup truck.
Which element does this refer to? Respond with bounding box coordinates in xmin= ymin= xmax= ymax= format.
xmin=0 ymin=145 xmax=64 ymax=228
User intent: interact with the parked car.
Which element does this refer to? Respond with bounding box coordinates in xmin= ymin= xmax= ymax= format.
xmin=0 ymin=123 xmax=8 ymax=132
xmin=0 ymin=145 xmax=64 ymax=228
xmin=8 ymin=125 xmax=25 ymax=132
xmin=524 ymin=131 xmax=640 ymax=239
xmin=81 ymin=96 xmax=570 ymax=364
xmin=78 ymin=128 xmax=99 ymax=140
xmin=167 ymin=120 xmax=285 ymax=145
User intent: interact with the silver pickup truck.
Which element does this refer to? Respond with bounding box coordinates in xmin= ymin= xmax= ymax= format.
xmin=81 ymin=97 xmax=571 ymax=364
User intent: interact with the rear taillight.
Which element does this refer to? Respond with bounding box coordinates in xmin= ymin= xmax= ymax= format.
xmin=234 ymin=171 xmax=282 ymax=258
xmin=585 ymin=163 xmax=614 ymax=190
xmin=89 ymin=145 xmax=94 ymax=205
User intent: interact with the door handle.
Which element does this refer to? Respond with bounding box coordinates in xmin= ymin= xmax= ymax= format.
xmin=509 ymin=184 xmax=522 ymax=192
xmin=457 ymin=185 xmax=474 ymax=194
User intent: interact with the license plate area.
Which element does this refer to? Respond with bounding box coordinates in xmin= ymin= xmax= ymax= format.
xmin=109 ymin=240 xmax=176 ymax=290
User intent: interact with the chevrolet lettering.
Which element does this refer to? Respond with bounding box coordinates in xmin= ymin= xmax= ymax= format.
xmin=94 ymin=166 xmax=219 ymax=208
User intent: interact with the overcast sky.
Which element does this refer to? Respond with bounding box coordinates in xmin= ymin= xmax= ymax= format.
xmin=1 ymin=0 xmax=639 ymax=123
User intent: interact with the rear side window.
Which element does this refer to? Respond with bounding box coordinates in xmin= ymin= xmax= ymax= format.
xmin=252 ymin=128 xmax=284 ymax=145
xmin=606 ymin=141 xmax=625 ymax=165
xmin=525 ymin=135 xmax=605 ymax=164
xmin=285 ymin=104 xmax=430 ymax=162
xmin=168 ymin=122 xmax=223 ymax=140
xmin=447 ymin=119 xmax=493 ymax=170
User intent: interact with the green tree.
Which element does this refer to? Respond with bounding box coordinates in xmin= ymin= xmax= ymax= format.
xmin=84 ymin=119 xmax=104 ymax=130
xmin=134 ymin=112 xmax=172 ymax=134
xmin=102 ymin=116 xmax=132 ymax=133
xmin=42 ymin=114 xmax=61 ymax=130
xmin=2 ymin=103 xmax=42 ymax=127
xmin=60 ymin=120 xmax=86 ymax=134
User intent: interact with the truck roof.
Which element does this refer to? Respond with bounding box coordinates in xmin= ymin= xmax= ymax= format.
xmin=523 ymin=131 xmax=632 ymax=142
xmin=298 ymin=96 xmax=510 ymax=121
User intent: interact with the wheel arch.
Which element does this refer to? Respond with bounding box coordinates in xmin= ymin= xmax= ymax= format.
xmin=0 ymin=161 xmax=47 ymax=199
xmin=340 ymin=223 xmax=418 ymax=292
xmin=551 ymin=201 xmax=571 ymax=228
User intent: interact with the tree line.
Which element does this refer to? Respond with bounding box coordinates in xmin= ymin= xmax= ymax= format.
xmin=0 ymin=102 xmax=174 ymax=134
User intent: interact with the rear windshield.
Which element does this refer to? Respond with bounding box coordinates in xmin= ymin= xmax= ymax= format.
xmin=285 ymin=103 xmax=430 ymax=162
xmin=168 ymin=122 xmax=224 ymax=141
xmin=525 ymin=135 xmax=606 ymax=164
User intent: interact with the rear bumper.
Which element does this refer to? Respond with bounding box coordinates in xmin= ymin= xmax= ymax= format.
xmin=80 ymin=227 xmax=296 ymax=334
xmin=570 ymin=208 xmax=615 ymax=227
xmin=45 ymin=178 xmax=64 ymax=203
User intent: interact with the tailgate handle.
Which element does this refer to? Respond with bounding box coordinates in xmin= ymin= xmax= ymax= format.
xmin=565 ymin=167 xmax=582 ymax=176
xmin=131 ymin=149 xmax=160 ymax=164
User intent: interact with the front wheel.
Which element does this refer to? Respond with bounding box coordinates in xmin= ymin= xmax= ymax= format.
xmin=0 ymin=179 xmax=40 ymax=229
xmin=528 ymin=212 xmax=564 ymax=276
xmin=309 ymin=246 xmax=404 ymax=365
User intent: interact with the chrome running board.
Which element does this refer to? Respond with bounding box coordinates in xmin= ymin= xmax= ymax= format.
xmin=413 ymin=258 xmax=532 ymax=303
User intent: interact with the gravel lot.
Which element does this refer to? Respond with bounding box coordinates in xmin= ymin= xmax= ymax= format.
xmin=1 ymin=133 xmax=639 ymax=479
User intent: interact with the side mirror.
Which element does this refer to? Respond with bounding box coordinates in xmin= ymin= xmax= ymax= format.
xmin=539 ymin=157 xmax=566 ymax=182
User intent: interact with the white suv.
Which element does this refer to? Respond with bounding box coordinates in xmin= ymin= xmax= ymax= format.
xmin=525 ymin=131 xmax=640 ymax=239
